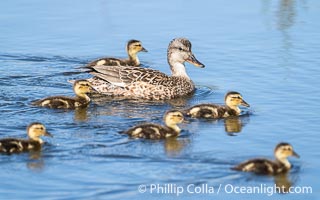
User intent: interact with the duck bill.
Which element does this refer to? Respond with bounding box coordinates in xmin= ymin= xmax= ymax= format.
xmin=186 ymin=54 xmax=205 ymax=68
xmin=89 ymin=86 xmax=98 ymax=93
xmin=44 ymin=131 xmax=53 ymax=138
xmin=141 ymin=47 xmax=148 ymax=52
xmin=241 ymin=100 xmax=250 ymax=107
xmin=292 ymin=151 xmax=300 ymax=158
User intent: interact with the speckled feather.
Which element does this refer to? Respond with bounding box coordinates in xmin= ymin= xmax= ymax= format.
xmin=232 ymin=159 xmax=288 ymax=175
xmin=124 ymin=123 xmax=179 ymax=139
xmin=185 ymin=104 xmax=238 ymax=119
xmin=32 ymin=96 xmax=89 ymax=109
xmin=0 ymin=138 xmax=41 ymax=154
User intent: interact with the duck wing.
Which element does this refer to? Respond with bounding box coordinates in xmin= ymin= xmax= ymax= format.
xmin=232 ymin=158 xmax=276 ymax=174
xmin=32 ymin=96 xmax=76 ymax=109
xmin=86 ymin=57 xmax=128 ymax=68
xmin=0 ymin=138 xmax=28 ymax=153
xmin=124 ymin=123 xmax=171 ymax=139
xmin=91 ymin=65 xmax=169 ymax=87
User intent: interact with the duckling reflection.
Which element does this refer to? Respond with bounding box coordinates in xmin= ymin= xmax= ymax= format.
xmin=26 ymin=151 xmax=45 ymax=172
xmin=164 ymin=138 xmax=190 ymax=157
xmin=274 ymin=173 xmax=293 ymax=193
xmin=74 ymin=107 xmax=89 ymax=122
xmin=224 ymin=117 xmax=243 ymax=135
xmin=224 ymin=115 xmax=250 ymax=136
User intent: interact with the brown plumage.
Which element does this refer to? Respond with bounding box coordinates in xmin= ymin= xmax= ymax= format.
xmin=32 ymin=80 xmax=93 ymax=109
xmin=85 ymin=39 xmax=147 ymax=68
xmin=0 ymin=122 xmax=52 ymax=154
xmin=85 ymin=38 xmax=205 ymax=100
xmin=123 ymin=110 xmax=184 ymax=139
xmin=185 ymin=91 xmax=250 ymax=119
xmin=232 ymin=143 xmax=300 ymax=175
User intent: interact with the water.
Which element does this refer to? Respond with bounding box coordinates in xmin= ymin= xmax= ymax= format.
xmin=0 ymin=0 xmax=319 ymax=199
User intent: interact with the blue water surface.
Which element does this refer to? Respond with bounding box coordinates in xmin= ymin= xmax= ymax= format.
xmin=0 ymin=0 xmax=319 ymax=199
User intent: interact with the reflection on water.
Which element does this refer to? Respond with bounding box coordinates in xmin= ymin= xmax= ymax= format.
xmin=277 ymin=0 xmax=296 ymax=31
xmin=274 ymin=173 xmax=293 ymax=193
xmin=225 ymin=115 xmax=250 ymax=136
xmin=74 ymin=107 xmax=89 ymax=122
xmin=164 ymin=138 xmax=190 ymax=157
xmin=225 ymin=116 xmax=243 ymax=135
xmin=26 ymin=151 xmax=45 ymax=172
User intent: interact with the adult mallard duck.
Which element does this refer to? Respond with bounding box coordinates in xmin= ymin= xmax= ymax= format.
xmin=123 ymin=110 xmax=184 ymax=139
xmin=185 ymin=91 xmax=250 ymax=119
xmin=232 ymin=143 xmax=300 ymax=175
xmin=87 ymin=38 xmax=205 ymax=100
xmin=0 ymin=122 xmax=52 ymax=154
xmin=85 ymin=39 xmax=147 ymax=68
xmin=32 ymin=80 xmax=93 ymax=109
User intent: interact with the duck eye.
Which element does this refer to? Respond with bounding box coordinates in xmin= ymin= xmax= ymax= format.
xmin=178 ymin=47 xmax=183 ymax=51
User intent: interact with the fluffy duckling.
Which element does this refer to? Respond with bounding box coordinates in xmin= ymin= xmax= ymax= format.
xmin=186 ymin=91 xmax=250 ymax=119
xmin=32 ymin=80 xmax=93 ymax=109
xmin=0 ymin=122 xmax=52 ymax=154
xmin=86 ymin=38 xmax=205 ymax=100
xmin=232 ymin=143 xmax=300 ymax=175
xmin=86 ymin=40 xmax=147 ymax=67
xmin=123 ymin=110 xmax=184 ymax=139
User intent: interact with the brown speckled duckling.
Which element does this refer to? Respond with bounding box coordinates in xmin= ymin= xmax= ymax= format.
xmin=0 ymin=122 xmax=52 ymax=154
xmin=32 ymin=80 xmax=93 ymax=109
xmin=86 ymin=38 xmax=205 ymax=100
xmin=123 ymin=110 xmax=184 ymax=139
xmin=232 ymin=143 xmax=300 ymax=175
xmin=186 ymin=91 xmax=250 ymax=119
xmin=86 ymin=39 xmax=147 ymax=68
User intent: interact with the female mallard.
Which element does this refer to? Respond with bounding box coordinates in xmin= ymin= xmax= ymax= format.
xmin=185 ymin=91 xmax=250 ymax=119
xmin=0 ymin=122 xmax=52 ymax=154
xmin=86 ymin=39 xmax=147 ymax=67
xmin=232 ymin=143 xmax=299 ymax=175
xmin=32 ymin=80 xmax=93 ymax=109
xmin=87 ymin=38 xmax=205 ymax=100
xmin=123 ymin=110 xmax=184 ymax=139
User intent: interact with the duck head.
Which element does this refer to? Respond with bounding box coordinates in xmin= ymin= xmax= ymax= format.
xmin=275 ymin=142 xmax=300 ymax=160
xmin=27 ymin=122 xmax=52 ymax=143
xmin=127 ymin=39 xmax=148 ymax=55
xmin=225 ymin=91 xmax=250 ymax=114
xmin=74 ymin=80 xmax=95 ymax=96
xmin=164 ymin=110 xmax=184 ymax=129
xmin=167 ymin=38 xmax=204 ymax=77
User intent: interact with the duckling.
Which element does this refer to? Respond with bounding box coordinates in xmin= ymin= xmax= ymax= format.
xmin=232 ymin=143 xmax=300 ymax=175
xmin=32 ymin=80 xmax=93 ymax=109
xmin=85 ymin=38 xmax=205 ymax=100
xmin=185 ymin=91 xmax=250 ymax=119
xmin=86 ymin=39 xmax=147 ymax=68
xmin=0 ymin=122 xmax=52 ymax=154
xmin=123 ymin=110 xmax=184 ymax=139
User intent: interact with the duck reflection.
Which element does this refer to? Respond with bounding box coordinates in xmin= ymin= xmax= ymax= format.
xmin=274 ymin=171 xmax=301 ymax=194
xmin=74 ymin=107 xmax=89 ymax=122
xmin=164 ymin=138 xmax=190 ymax=157
xmin=26 ymin=151 xmax=45 ymax=172
xmin=274 ymin=173 xmax=293 ymax=193
xmin=224 ymin=115 xmax=250 ymax=136
xmin=277 ymin=0 xmax=296 ymax=31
